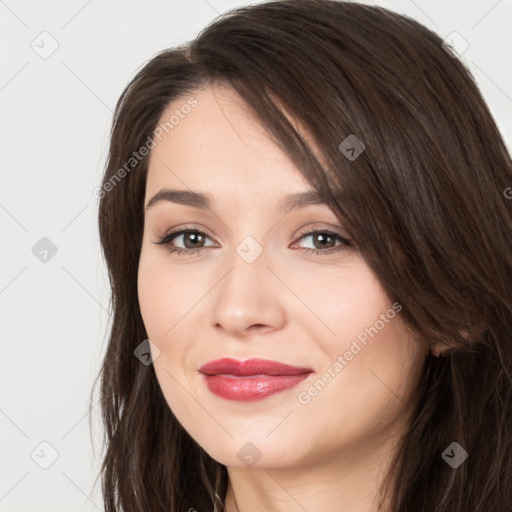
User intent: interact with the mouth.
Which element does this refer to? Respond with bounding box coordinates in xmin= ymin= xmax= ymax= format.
xmin=198 ymin=357 xmax=313 ymax=402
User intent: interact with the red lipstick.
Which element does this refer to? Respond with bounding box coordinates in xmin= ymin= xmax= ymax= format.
xmin=198 ymin=358 xmax=313 ymax=402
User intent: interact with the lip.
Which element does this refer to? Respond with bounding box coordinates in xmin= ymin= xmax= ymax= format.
xmin=199 ymin=358 xmax=313 ymax=402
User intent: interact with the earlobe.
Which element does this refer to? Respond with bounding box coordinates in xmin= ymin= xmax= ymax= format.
xmin=430 ymin=344 xmax=452 ymax=357
xmin=430 ymin=345 xmax=441 ymax=357
xmin=430 ymin=329 xmax=473 ymax=357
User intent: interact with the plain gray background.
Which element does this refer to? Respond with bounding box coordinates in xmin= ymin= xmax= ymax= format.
xmin=1 ymin=0 xmax=511 ymax=510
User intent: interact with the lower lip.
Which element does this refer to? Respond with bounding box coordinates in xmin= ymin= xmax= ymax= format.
xmin=201 ymin=373 xmax=312 ymax=402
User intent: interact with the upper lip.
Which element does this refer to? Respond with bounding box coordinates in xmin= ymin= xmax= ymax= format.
xmin=199 ymin=357 xmax=313 ymax=376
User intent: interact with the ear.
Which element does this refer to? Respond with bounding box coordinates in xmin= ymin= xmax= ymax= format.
xmin=430 ymin=345 xmax=441 ymax=357
xmin=430 ymin=330 xmax=471 ymax=357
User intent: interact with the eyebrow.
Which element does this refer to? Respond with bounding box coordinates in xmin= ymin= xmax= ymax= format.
xmin=144 ymin=188 xmax=327 ymax=214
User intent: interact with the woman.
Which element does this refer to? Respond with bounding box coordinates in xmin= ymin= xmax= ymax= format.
xmin=92 ymin=1 xmax=512 ymax=510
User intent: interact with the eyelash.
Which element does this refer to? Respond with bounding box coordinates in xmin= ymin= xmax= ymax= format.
xmin=153 ymin=226 xmax=353 ymax=257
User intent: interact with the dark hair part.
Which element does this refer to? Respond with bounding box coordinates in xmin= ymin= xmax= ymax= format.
xmin=91 ymin=0 xmax=512 ymax=510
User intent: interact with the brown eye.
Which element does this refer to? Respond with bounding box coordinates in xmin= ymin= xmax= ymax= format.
xmin=153 ymin=229 xmax=216 ymax=256
xmin=180 ymin=231 xmax=206 ymax=249
xmin=310 ymin=232 xmax=337 ymax=249
xmin=292 ymin=229 xmax=353 ymax=255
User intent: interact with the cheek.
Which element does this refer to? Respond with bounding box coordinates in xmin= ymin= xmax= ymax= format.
xmin=293 ymin=321 xmax=422 ymax=458
xmin=137 ymin=254 xmax=200 ymax=417
xmin=137 ymin=254 xmax=168 ymax=339
xmin=292 ymin=262 xmax=417 ymax=413
xmin=288 ymin=259 xmax=391 ymax=347
xmin=137 ymin=249 xmax=206 ymax=340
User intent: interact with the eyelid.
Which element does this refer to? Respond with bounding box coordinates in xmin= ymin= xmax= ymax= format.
xmin=155 ymin=224 xmax=217 ymax=242
xmin=293 ymin=223 xmax=351 ymax=242
xmin=290 ymin=227 xmax=352 ymax=249
xmin=153 ymin=224 xmax=354 ymax=262
xmin=154 ymin=223 xmax=350 ymax=245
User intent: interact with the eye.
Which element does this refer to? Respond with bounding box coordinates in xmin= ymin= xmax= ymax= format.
xmin=153 ymin=226 xmax=353 ymax=257
xmin=153 ymin=228 xmax=216 ymax=256
xmin=291 ymin=229 xmax=353 ymax=256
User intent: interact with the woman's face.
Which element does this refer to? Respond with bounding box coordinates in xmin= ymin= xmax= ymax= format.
xmin=137 ymin=84 xmax=427 ymax=469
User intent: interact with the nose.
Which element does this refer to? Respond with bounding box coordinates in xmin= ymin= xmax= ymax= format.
xmin=211 ymin=245 xmax=287 ymax=338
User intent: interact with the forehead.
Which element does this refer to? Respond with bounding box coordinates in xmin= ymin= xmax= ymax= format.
xmin=145 ymin=84 xmax=313 ymax=205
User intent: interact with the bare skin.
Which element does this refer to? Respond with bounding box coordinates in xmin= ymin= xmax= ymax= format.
xmin=137 ymin=83 xmax=428 ymax=512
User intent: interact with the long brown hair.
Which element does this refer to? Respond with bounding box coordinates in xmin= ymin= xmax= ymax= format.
xmin=91 ymin=1 xmax=512 ymax=510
